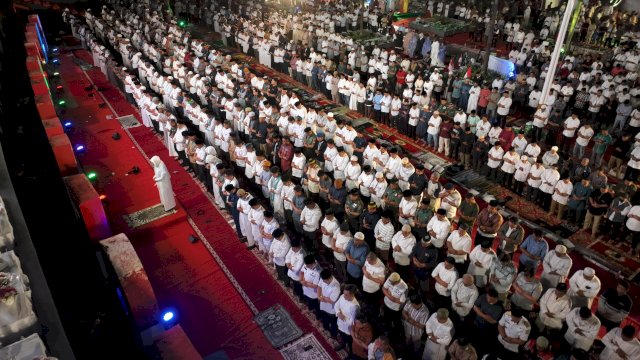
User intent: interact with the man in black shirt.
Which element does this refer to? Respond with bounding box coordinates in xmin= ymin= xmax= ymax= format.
xmin=597 ymin=280 xmax=633 ymax=331
xmin=410 ymin=236 xmax=439 ymax=294
xmin=460 ymin=127 xmax=476 ymax=169
xmin=583 ymin=184 xmax=613 ymax=237
xmin=608 ymin=133 xmax=632 ymax=179
xmin=472 ymin=135 xmax=490 ymax=173
xmin=361 ymin=203 xmax=381 ymax=249
xmin=408 ymin=164 xmax=427 ymax=196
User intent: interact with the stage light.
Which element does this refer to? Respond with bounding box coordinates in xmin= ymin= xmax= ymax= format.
xmin=162 ymin=311 xmax=175 ymax=322
xmin=178 ymin=20 xmax=187 ymax=27
xmin=52 ymin=47 xmax=59 ymax=52
xmin=75 ymin=145 xmax=85 ymax=152
xmin=53 ymin=72 xmax=60 ymax=76
xmin=56 ymin=85 xmax=63 ymax=90
xmin=99 ymin=194 xmax=107 ymax=200
xmin=64 ymin=121 xmax=72 ymax=128
xmin=58 ymin=100 xmax=66 ymax=106
xmin=87 ymin=172 xmax=97 ymax=180
xmin=52 ymin=58 xmax=59 ymax=64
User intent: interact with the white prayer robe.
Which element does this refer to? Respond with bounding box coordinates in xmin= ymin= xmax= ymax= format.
xmin=564 ymin=308 xmax=600 ymax=351
xmin=423 ymin=314 xmax=453 ymax=360
xmin=599 ymin=327 xmax=640 ymax=360
xmin=151 ymin=156 xmax=176 ymax=211
xmin=538 ymin=289 xmax=572 ymax=329
xmin=540 ymin=250 xmax=572 ymax=290
xmin=568 ymin=270 xmax=601 ymax=309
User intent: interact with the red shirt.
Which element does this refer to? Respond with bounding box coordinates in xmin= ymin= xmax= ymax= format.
xmin=396 ymin=70 xmax=407 ymax=85
xmin=439 ymin=121 xmax=454 ymax=138
xmin=499 ymin=129 xmax=515 ymax=152
xmin=278 ymin=143 xmax=293 ymax=172
xmin=478 ymin=88 xmax=491 ymax=108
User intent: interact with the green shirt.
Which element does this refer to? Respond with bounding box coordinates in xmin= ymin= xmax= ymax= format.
xmin=415 ymin=207 xmax=434 ymax=228
xmin=592 ymin=133 xmax=612 ymax=154
xmin=458 ymin=200 xmax=479 ymax=226
xmin=384 ymin=187 xmax=403 ymax=208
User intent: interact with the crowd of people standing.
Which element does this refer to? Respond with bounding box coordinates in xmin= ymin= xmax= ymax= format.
xmin=63 ymin=0 xmax=640 ymax=359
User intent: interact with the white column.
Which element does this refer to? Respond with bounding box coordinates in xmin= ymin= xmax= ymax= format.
xmin=539 ymin=0 xmax=576 ymax=106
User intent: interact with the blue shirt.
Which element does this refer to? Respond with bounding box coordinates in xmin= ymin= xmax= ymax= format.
xmin=373 ymin=94 xmax=383 ymax=110
xmin=518 ymin=235 xmax=549 ymax=269
xmin=345 ymin=240 xmax=369 ymax=278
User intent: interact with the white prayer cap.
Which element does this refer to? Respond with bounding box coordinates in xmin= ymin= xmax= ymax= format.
xmin=375 ymin=172 xmax=384 ymax=179
xmin=188 ymin=71 xmax=193 ymax=75
xmin=389 ymin=272 xmax=401 ymax=282
xmin=350 ymin=155 xmax=358 ymax=162
xmin=551 ymin=146 xmax=558 ymax=151
xmin=327 ymin=112 xmax=334 ymax=117
xmin=555 ymin=245 xmax=567 ymax=254
xmin=521 ymin=155 xmax=528 ymax=161
xmin=205 ymin=155 xmax=216 ymax=164
xmin=583 ymin=267 xmax=595 ymax=277
xmin=205 ymin=146 xmax=215 ymax=155
xmin=354 ymin=232 xmax=365 ymax=240
xmin=401 ymin=224 xmax=411 ymax=232
xmin=401 ymin=157 xmax=410 ymax=165
xmin=122 ymin=67 xmax=127 ymax=71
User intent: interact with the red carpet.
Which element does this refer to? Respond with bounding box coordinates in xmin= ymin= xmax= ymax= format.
xmin=60 ymin=49 xmax=340 ymax=359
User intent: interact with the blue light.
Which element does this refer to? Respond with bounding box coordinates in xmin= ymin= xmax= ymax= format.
xmin=52 ymin=58 xmax=59 ymax=64
xmin=53 ymin=47 xmax=59 ymax=52
xmin=64 ymin=121 xmax=72 ymax=128
xmin=509 ymin=71 xmax=515 ymax=78
xmin=162 ymin=311 xmax=175 ymax=322
xmin=75 ymin=145 xmax=85 ymax=152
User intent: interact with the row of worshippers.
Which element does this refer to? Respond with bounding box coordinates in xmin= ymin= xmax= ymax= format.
xmin=76 ymin=2 xmax=640 ymax=356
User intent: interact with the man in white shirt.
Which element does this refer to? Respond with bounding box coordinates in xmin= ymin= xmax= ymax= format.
xmin=427 ymin=208 xmax=452 ymax=249
xmin=450 ymin=274 xmax=479 ymax=321
xmin=362 ymin=252 xmax=386 ymax=305
xmin=269 ymin=229 xmax=291 ymax=284
xmin=565 ymin=306 xmax=601 ymax=351
xmin=568 ymin=267 xmax=601 ymax=309
xmin=537 ymin=283 xmax=572 ymax=331
xmin=285 ymin=238 xmax=305 ymax=300
xmin=382 ymin=272 xmax=408 ymax=334
xmin=496 ymin=92 xmax=512 ymax=127
xmin=599 ymin=325 xmax=640 ymax=360
xmin=423 ymin=308 xmax=454 ymax=360
xmin=374 ymin=210 xmax=395 ymax=262
xmin=540 ymin=244 xmax=572 ymax=291
xmin=549 ymin=176 xmax=573 ymax=220
xmin=391 ymin=224 xmax=416 ymax=280
xmin=300 ymin=254 xmax=323 ymax=319
xmin=446 ymin=223 xmax=472 ymax=273
xmin=334 ymin=284 xmax=360 ymax=352
xmin=317 ymin=269 xmax=341 ymax=338
xmin=497 ymin=308 xmax=531 ymax=355
xmin=300 ymin=199 xmax=322 ymax=250
xmin=432 ymin=257 xmax=458 ymax=308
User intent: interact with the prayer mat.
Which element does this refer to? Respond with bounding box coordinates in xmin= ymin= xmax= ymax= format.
xmin=117 ymin=114 xmax=141 ymax=129
xmin=280 ymin=334 xmax=332 ymax=360
xmin=123 ymin=204 xmax=177 ymax=229
xmin=254 ymin=305 xmax=303 ymax=348
xmin=567 ymin=230 xmax=640 ymax=282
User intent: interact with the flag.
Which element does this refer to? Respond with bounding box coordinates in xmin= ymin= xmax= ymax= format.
xmin=465 ymin=66 xmax=472 ymax=79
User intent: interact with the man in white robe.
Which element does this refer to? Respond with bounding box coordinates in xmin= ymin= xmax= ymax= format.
xmin=600 ymin=325 xmax=640 ymax=360
xmin=537 ymin=283 xmax=572 ymax=331
xmin=423 ymin=308 xmax=453 ymax=360
xmin=540 ymin=245 xmax=572 ymax=291
xmin=151 ymin=156 xmax=176 ymax=211
xmin=565 ymin=307 xmax=601 ymax=351
xmin=568 ymin=267 xmax=601 ymax=309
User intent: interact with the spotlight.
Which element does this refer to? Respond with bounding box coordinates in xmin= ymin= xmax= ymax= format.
xmin=56 ymin=85 xmax=63 ymax=90
xmin=52 ymin=47 xmax=59 ymax=52
xmin=52 ymin=58 xmax=59 ymax=64
xmin=160 ymin=308 xmax=178 ymax=329
xmin=53 ymin=72 xmax=60 ymax=76
xmin=75 ymin=145 xmax=85 ymax=152
xmin=58 ymin=100 xmax=66 ymax=106
xmin=178 ymin=20 xmax=187 ymax=27
xmin=99 ymin=194 xmax=107 ymax=200
xmin=63 ymin=121 xmax=72 ymax=128
xmin=87 ymin=172 xmax=97 ymax=180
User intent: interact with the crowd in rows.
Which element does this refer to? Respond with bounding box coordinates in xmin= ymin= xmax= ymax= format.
xmin=65 ymin=0 xmax=640 ymax=359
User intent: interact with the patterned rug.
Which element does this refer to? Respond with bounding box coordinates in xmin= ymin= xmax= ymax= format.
xmin=567 ymin=229 xmax=640 ymax=282
xmin=118 ymin=114 xmax=141 ymax=128
xmin=280 ymin=334 xmax=333 ymax=360
xmin=123 ymin=204 xmax=177 ymax=229
xmin=254 ymin=305 xmax=303 ymax=348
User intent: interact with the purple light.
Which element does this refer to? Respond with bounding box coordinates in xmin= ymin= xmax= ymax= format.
xmin=75 ymin=145 xmax=85 ymax=152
